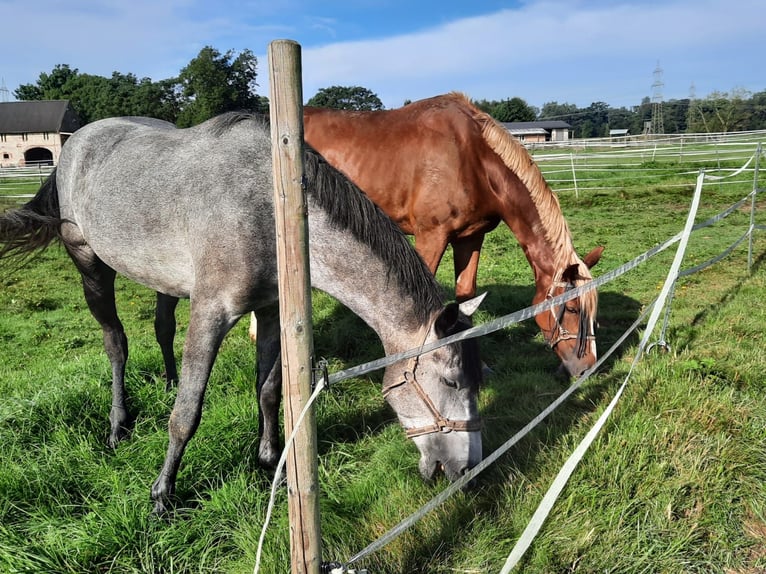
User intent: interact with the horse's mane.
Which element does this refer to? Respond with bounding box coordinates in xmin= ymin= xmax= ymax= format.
xmin=206 ymin=110 xmax=445 ymax=323
xmin=304 ymin=145 xmax=444 ymax=322
xmin=207 ymin=110 xmax=266 ymax=136
xmin=447 ymin=93 xmax=597 ymax=316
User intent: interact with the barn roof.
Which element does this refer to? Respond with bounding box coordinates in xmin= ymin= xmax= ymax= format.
xmin=507 ymin=127 xmax=549 ymax=136
xmin=501 ymin=120 xmax=572 ymax=130
xmin=0 ymin=100 xmax=82 ymax=134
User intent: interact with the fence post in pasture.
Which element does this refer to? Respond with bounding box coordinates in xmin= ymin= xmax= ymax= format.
xmin=748 ymin=143 xmax=762 ymax=272
xmin=268 ymin=40 xmax=321 ymax=574
xmin=570 ymin=153 xmax=578 ymax=198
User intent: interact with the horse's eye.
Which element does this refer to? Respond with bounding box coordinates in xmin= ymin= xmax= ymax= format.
xmin=442 ymin=377 xmax=458 ymax=389
xmin=565 ymin=305 xmax=578 ymax=314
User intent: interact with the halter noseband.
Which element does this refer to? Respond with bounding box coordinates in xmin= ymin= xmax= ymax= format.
xmin=545 ymin=279 xmax=595 ymax=359
xmin=381 ymin=350 xmax=481 ymax=439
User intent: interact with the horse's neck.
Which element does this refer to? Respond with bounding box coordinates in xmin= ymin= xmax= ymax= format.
xmin=492 ymin=167 xmax=576 ymax=292
xmin=307 ymin=209 xmax=431 ymax=355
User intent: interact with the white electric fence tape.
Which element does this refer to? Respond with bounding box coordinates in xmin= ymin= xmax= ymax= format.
xmin=499 ymin=170 xmax=706 ymax=572
xmin=254 ymin=375 xmax=328 ymax=574
xmin=252 ymin=146 xmax=764 ymax=574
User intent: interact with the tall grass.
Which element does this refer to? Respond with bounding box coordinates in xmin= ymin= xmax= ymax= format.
xmin=1 ymin=147 xmax=765 ymax=573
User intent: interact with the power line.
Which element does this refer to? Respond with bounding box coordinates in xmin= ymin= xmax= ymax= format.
xmin=650 ymin=61 xmax=665 ymax=134
xmin=0 ymin=78 xmax=10 ymax=103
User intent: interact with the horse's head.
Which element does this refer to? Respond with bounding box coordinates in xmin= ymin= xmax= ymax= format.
xmin=382 ymin=293 xmax=485 ymax=483
xmin=535 ymin=246 xmax=604 ymax=378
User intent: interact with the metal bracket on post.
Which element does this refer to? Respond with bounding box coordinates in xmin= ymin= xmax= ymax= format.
xmin=646 ymin=340 xmax=671 ymax=354
xmin=320 ymin=562 xmax=369 ymax=574
xmin=312 ymin=357 xmax=329 ymax=392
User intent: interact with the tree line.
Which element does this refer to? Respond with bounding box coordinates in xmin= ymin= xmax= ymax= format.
xmin=14 ymin=46 xmax=766 ymax=136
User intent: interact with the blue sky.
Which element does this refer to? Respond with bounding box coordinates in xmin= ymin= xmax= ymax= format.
xmin=1 ymin=0 xmax=764 ymax=110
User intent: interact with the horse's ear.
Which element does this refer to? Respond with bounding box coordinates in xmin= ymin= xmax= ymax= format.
xmin=434 ymin=292 xmax=487 ymax=337
xmin=458 ymin=292 xmax=487 ymax=317
xmin=434 ymin=302 xmax=460 ymax=337
xmin=583 ymin=246 xmax=604 ymax=269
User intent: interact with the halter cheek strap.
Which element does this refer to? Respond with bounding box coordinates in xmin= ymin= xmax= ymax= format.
xmin=382 ymin=353 xmax=482 ymax=438
xmin=545 ymin=279 xmax=595 ymax=359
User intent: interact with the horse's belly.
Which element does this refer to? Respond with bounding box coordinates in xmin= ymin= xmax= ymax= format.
xmin=98 ymin=242 xmax=195 ymax=298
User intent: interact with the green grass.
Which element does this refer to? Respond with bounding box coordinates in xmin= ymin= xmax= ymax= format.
xmin=1 ymin=146 xmax=766 ymax=573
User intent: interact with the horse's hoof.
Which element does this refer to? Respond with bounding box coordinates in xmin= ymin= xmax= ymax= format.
xmin=151 ymin=500 xmax=172 ymax=519
xmin=107 ymin=430 xmax=128 ymax=449
xmin=163 ymin=372 xmax=179 ymax=391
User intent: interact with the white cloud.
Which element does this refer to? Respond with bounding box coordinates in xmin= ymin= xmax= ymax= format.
xmin=2 ymin=0 xmax=763 ymax=109
xmin=287 ymin=0 xmax=766 ymax=107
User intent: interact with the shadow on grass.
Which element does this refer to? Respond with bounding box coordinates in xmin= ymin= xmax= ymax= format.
xmin=230 ymin=281 xmax=641 ymax=570
xmin=677 ymin=248 xmax=766 ymax=351
xmin=9 ymin=277 xmax=642 ymax=549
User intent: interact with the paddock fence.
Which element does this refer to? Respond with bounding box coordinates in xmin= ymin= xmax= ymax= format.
xmin=0 ymin=165 xmax=53 ymax=212
xmin=530 ymin=130 xmax=765 ymax=198
xmin=254 ymin=142 xmax=766 ymax=574
xmin=2 ymin=133 xmax=764 ymax=573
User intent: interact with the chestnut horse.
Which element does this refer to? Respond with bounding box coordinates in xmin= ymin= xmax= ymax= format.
xmin=300 ymin=93 xmax=603 ymax=377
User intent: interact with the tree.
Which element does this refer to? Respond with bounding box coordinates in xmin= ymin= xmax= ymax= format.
xmin=472 ymin=97 xmax=537 ymax=121
xmin=490 ymin=97 xmax=536 ymax=122
xmin=746 ymin=90 xmax=766 ymax=130
xmin=13 ymin=65 xmax=179 ymax=124
xmin=661 ymin=98 xmax=690 ymax=134
xmin=307 ymin=86 xmax=384 ymax=110
xmin=175 ymin=46 xmax=265 ymax=127
xmin=539 ymin=101 xmax=579 ymax=121
xmin=607 ymin=107 xmax=634 ymax=132
xmin=571 ymin=101 xmax=610 ymax=138
xmin=14 ymin=64 xmax=79 ymax=101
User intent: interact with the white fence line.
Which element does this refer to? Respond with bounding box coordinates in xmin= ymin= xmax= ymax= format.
xmin=317 ymin=147 xmax=766 ymax=573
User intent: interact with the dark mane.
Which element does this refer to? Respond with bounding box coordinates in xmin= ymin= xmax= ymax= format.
xmin=207 ymin=110 xmax=267 ymax=136
xmin=204 ymin=110 xmax=445 ymax=322
xmin=304 ymin=146 xmax=444 ymax=322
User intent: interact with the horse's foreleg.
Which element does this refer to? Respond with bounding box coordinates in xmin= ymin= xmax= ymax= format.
xmin=253 ymin=305 xmax=282 ymax=470
xmin=413 ymin=234 xmax=449 ymax=276
xmin=248 ymin=311 xmax=258 ymax=343
xmin=155 ymin=292 xmax=180 ymax=389
xmin=151 ymin=302 xmax=237 ymax=515
xmin=67 ymin=245 xmax=130 ymax=448
xmin=452 ymin=234 xmax=485 ymax=302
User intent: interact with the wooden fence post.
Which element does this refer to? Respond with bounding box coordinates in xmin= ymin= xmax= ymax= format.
xmin=267 ymin=39 xmax=321 ymax=574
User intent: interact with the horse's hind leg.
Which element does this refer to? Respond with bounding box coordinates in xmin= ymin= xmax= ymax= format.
xmin=65 ymin=244 xmax=131 ymax=448
xmin=451 ymin=233 xmax=486 ymax=302
xmin=151 ymin=298 xmax=240 ymax=514
xmin=155 ymin=292 xmax=179 ymax=389
xmin=253 ymin=304 xmax=282 ymax=470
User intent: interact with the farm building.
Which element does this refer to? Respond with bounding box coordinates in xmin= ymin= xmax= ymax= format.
xmin=502 ymin=120 xmax=572 ymax=143
xmin=610 ymin=128 xmax=630 ymax=141
xmin=0 ymin=100 xmax=82 ymax=167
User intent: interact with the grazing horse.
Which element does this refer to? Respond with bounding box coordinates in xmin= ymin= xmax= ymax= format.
xmin=0 ymin=113 xmax=485 ymax=514
xmin=300 ymin=93 xmax=603 ymax=377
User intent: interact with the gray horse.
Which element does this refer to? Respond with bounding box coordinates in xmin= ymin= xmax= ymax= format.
xmin=0 ymin=113 xmax=485 ymax=514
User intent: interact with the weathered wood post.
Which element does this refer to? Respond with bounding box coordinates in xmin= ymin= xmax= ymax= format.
xmin=267 ymin=40 xmax=321 ymax=574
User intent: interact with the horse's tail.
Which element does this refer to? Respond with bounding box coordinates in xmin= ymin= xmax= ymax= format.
xmin=0 ymin=168 xmax=63 ymax=262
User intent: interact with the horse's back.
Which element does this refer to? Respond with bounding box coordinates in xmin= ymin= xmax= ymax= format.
xmin=304 ymin=94 xmax=503 ymax=238
xmin=56 ymin=115 xmax=275 ymax=300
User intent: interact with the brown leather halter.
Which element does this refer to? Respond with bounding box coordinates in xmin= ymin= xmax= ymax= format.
xmin=382 ymin=353 xmax=482 ymax=439
xmin=544 ymin=279 xmax=595 ymax=359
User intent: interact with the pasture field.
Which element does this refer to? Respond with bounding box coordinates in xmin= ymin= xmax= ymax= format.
xmin=1 ymin=144 xmax=766 ymax=573
xmin=0 ymin=168 xmax=44 ymax=213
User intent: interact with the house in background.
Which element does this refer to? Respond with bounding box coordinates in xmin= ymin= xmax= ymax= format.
xmin=0 ymin=100 xmax=82 ymax=167
xmin=609 ymin=128 xmax=630 ymax=141
xmin=502 ymin=120 xmax=572 ymax=144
